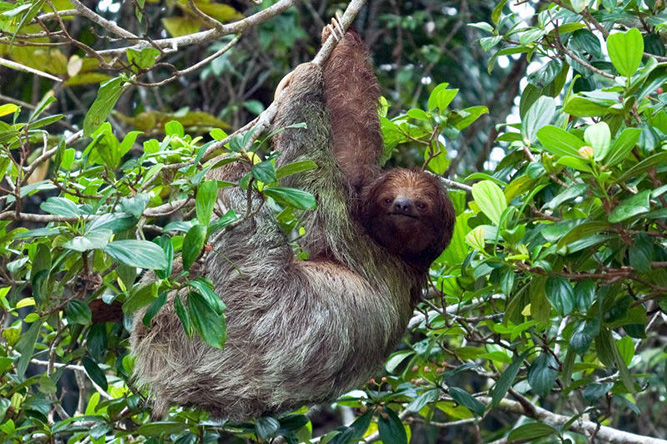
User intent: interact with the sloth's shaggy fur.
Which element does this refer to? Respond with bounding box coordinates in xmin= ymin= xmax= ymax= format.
xmin=131 ymin=32 xmax=454 ymax=421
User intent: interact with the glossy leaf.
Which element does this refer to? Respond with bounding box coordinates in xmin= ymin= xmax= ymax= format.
xmin=607 ymin=28 xmax=644 ymax=77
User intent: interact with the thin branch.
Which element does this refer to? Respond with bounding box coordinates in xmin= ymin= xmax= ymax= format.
xmin=68 ymin=0 xmax=138 ymax=39
xmin=136 ymin=35 xmax=241 ymax=87
xmin=96 ymin=0 xmax=301 ymax=57
xmin=479 ymin=396 xmax=667 ymax=444
xmin=0 ymin=57 xmax=63 ymax=82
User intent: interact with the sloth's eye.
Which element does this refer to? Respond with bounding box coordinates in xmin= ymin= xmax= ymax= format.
xmin=416 ymin=202 xmax=427 ymax=210
xmin=384 ymin=198 xmax=392 ymax=204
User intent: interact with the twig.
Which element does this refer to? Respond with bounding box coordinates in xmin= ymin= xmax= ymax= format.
xmin=478 ymin=395 xmax=667 ymax=444
xmin=0 ymin=57 xmax=62 ymax=82
xmin=136 ymin=35 xmax=241 ymax=87
xmin=69 ymin=0 xmax=138 ymax=39
xmin=96 ymin=0 xmax=301 ymax=57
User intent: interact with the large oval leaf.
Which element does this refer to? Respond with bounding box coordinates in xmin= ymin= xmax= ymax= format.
xmin=104 ymin=240 xmax=168 ymax=270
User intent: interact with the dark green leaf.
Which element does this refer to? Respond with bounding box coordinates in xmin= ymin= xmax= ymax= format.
xmin=629 ymin=234 xmax=653 ymax=272
xmin=188 ymin=277 xmax=225 ymax=315
xmin=545 ymin=276 xmax=574 ymax=316
xmin=82 ymin=357 xmax=108 ymax=391
xmin=608 ymin=190 xmax=651 ymax=223
xmin=490 ymin=359 xmax=521 ymax=406
xmin=251 ymin=160 xmax=278 ymax=183
xmin=142 ymin=291 xmax=167 ymax=327
xmin=137 ymin=421 xmax=187 ymax=436
xmin=449 ymin=387 xmax=486 ymax=416
xmin=65 ymin=300 xmax=92 ymax=325
xmin=406 ymin=388 xmax=439 ymax=412
xmin=507 ymin=423 xmax=558 ymax=442
xmin=83 ymin=77 xmax=126 ymax=137
xmin=378 ymin=407 xmax=408 ymax=444
xmin=182 ymin=224 xmax=207 ymax=271
xmin=255 ymin=417 xmax=280 ymax=439
xmin=122 ymin=282 xmax=158 ymax=314
xmin=187 ymin=291 xmax=226 ymax=349
xmin=15 ymin=320 xmax=42 ymax=377
xmin=174 ymin=294 xmax=192 ymax=337
xmin=527 ymin=353 xmax=558 ymax=397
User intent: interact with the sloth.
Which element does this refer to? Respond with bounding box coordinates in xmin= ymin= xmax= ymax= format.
xmin=131 ymin=26 xmax=455 ymax=421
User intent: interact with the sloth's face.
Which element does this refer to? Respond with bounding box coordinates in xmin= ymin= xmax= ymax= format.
xmin=361 ymin=169 xmax=455 ymax=269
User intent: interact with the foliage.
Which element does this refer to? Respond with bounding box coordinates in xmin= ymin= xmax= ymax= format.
xmin=0 ymin=0 xmax=666 ymax=443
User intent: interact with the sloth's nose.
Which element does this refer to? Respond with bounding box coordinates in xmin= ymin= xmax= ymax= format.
xmin=393 ymin=197 xmax=413 ymax=214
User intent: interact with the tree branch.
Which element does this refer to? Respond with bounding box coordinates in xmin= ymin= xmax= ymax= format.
xmin=480 ymin=396 xmax=667 ymax=444
xmin=96 ymin=0 xmax=301 ymax=57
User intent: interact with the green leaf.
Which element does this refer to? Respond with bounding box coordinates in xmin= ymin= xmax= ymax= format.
xmin=187 ymin=291 xmax=226 ymax=349
xmin=472 ymin=180 xmax=506 ymax=225
xmin=507 ymin=423 xmax=558 ymax=442
xmin=137 ymin=421 xmax=187 ymax=436
xmin=86 ymin=213 xmax=137 ymax=234
xmin=629 ymin=234 xmax=653 ymax=273
xmin=527 ymin=59 xmax=562 ymax=89
xmin=449 ymin=387 xmax=486 ymax=416
xmin=188 ymin=277 xmax=225 ymax=315
xmin=608 ymin=190 xmax=651 ymax=223
xmin=122 ymin=282 xmax=158 ymax=314
xmin=263 ymin=187 xmax=316 ymax=210
xmin=251 ymin=160 xmax=277 ymax=183
xmin=64 ymin=229 xmax=112 ymax=252
xmin=196 ymin=180 xmax=218 ymax=226
xmin=104 ymin=240 xmax=168 ymax=270
xmin=584 ymin=122 xmax=611 ymax=161
xmin=82 ymin=357 xmax=108 ymax=391
xmin=491 ymin=0 xmax=507 ymax=24
xmin=607 ymin=28 xmax=644 ymax=77
xmin=490 ymin=359 xmax=521 ymax=406
xmin=15 ymin=320 xmax=42 ymax=377
xmin=405 ymin=389 xmax=439 ymax=412
xmin=527 ymin=353 xmax=558 ymax=397
xmin=605 ymin=128 xmax=641 ymax=167
xmin=449 ymin=105 xmax=489 ymax=130
xmin=65 ymin=300 xmax=92 ymax=325
xmin=40 ymin=197 xmax=82 ymax=217
xmin=127 ymin=47 xmax=160 ymax=71
xmin=142 ymin=291 xmax=167 ymax=326
xmin=536 ymin=126 xmax=585 ymax=158
xmin=522 ymin=96 xmax=555 ymax=145
xmin=427 ymin=83 xmax=458 ymax=112
xmin=174 ymin=295 xmax=192 ymax=337
xmin=0 ymin=103 xmax=19 ymax=117
xmin=255 ymin=417 xmax=280 ymax=440
xmin=276 ymin=160 xmax=318 ymax=179
xmin=83 ymin=77 xmax=127 ymax=137
xmin=330 ymin=411 xmax=373 ymax=444
xmin=378 ymin=407 xmax=407 ymax=444
xmin=182 ymin=224 xmax=207 ymax=271
xmin=545 ymin=276 xmax=574 ymax=316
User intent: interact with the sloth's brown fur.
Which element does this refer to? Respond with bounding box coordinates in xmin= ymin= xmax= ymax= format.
xmin=130 ymin=30 xmax=455 ymax=421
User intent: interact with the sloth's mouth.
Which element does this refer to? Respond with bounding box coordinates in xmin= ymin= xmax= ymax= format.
xmin=388 ymin=212 xmax=419 ymax=220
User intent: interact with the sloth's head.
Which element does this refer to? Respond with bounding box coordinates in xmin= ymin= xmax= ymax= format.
xmin=360 ymin=169 xmax=455 ymax=270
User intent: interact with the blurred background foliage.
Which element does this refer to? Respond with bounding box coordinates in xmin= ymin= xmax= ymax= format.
xmin=1 ymin=0 xmax=666 ymax=443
